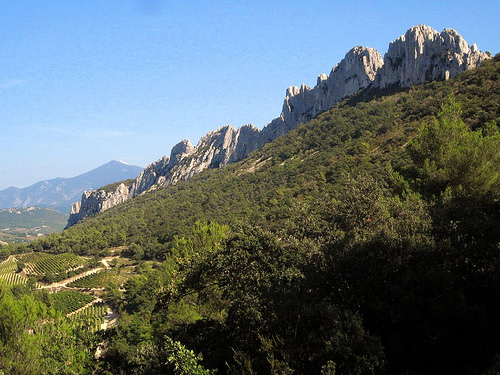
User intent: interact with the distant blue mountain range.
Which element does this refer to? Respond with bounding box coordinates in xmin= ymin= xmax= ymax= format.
xmin=0 ymin=161 xmax=143 ymax=213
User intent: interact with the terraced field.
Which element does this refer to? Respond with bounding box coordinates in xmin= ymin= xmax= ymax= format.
xmin=23 ymin=252 xmax=87 ymax=275
xmin=0 ymin=271 xmax=28 ymax=286
xmin=51 ymin=290 xmax=95 ymax=315
xmin=69 ymin=301 xmax=108 ymax=332
xmin=0 ymin=255 xmax=17 ymax=274
xmin=0 ymin=255 xmax=28 ymax=286
xmin=0 ymin=251 xmax=128 ymax=334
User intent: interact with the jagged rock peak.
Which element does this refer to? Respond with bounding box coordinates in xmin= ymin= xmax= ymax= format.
xmin=281 ymin=45 xmax=383 ymax=128
xmin=66 ymin=183 xmax=130 ymax=228
xmin=169 ymin=139 xmax=194 ymax=167
xmin=128 ymin=155 xmax=170 ymax=197
xmin=286 ymin=84 xmax=311 ymax=98
xmin=376 ymin=25 xmax=490 ymax=88
xmin=171 ymin=139 xmax=194 ymax=157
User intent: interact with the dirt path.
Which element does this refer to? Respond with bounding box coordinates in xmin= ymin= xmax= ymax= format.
xmin=101 ymin=256 xmax=119 ymax=270
xmin=108 ymin=246 xmax=126 ymax=253
xmin=95 ymin=306 xmax=119 ymax=359
xmin=100 ymin=307 xmax=118 ymax=330
xmin=39 ymin=267 xmax=104 ymax=289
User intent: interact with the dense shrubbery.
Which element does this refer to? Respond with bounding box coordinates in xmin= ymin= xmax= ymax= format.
xmin=93 ymin=59 xmax=500 ymax=374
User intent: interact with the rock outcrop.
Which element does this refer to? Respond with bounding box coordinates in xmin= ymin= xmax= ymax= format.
xmin=66 ymin=183 xmax=131 ymax=227
xmin=66 ymin=25 xmax=490 ymax=228
xmin=376 ymin=25 xmax=489 ymax=88
xmin=281 ymin=46 xmax=383 ymax=127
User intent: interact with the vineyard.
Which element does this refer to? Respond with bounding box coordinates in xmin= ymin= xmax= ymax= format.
xmin=69 ymin=301 xmax=108 ymax=332
xmin=51 ymin=291 xmax=111 ymax=332
xmin=0 ymin=251 xmax=123 ymax=335
xmin=0 ymin=255 xmax=17 ymax=274
xmin=0 ymin=272 xmax=28 ymax=286
xmin=67 ymin=271 xmax=127 ymax=289
xmin=0 ymin=255 xmax=27 ymax=286
xmin=23 ymin=252 xmax=87 ymax=275
xmin=51 ymin=290 xmax=95 ymax=315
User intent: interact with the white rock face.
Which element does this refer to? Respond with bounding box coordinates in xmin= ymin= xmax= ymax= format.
xmin=280 ymin=46 xmax=384 ymax=127
xmin=376 ymin=25 xmax=489 ymax=88
xmin=165 ymin=124 xmax=264 ymax=185
xmin=66 ymin=25 xmax=490 ymax=228
xmin=69 ymin=201 xmax=81 ymax=216
xmin=66 ymin=183 xmax=130 ymax=227
xmin=129 ymin=155 xmax=171 ymax=198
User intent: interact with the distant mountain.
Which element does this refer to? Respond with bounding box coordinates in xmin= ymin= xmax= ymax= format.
xmin=0 ymin=161 xmax=143 ymax=213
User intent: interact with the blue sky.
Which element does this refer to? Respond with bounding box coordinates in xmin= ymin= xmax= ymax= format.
xmin=1 ymin=0 xmax=498 ymax=190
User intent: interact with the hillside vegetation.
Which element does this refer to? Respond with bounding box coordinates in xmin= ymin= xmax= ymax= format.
xmin=0 ymin=207 xmax=68 ymax=244
xmin=1 ymin=56 xmax=500 ymax=374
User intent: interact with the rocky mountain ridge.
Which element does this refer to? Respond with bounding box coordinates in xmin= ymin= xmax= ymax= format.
xmin=66 ymin=25 xmax=490 ymax=228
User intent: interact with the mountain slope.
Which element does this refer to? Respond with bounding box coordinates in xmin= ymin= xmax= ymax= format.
xmin=66 ymin=25 xmax=489 ymax=227
xmin=0 ymin=160 xmax=143 ymax=213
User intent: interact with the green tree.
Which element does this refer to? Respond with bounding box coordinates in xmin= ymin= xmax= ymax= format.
xmin=162 ymin=336 xmax=216 ymax=375
xmin=17 ymin=260 xmax=26 ymax=273
xmin=171 ymin=221 xmax=229 ymax=296
xmin=409 ymin=96 xmax=500 ymax=197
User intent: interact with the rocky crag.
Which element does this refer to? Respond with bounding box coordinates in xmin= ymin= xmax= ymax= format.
xmin=66 ymin=25 xmax=489 ymax=228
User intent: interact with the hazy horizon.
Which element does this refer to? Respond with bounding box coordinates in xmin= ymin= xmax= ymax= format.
xmin=0 ymin=160 xmax=144 ymax=190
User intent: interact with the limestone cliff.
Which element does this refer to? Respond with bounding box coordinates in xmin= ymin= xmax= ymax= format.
xmin=66 ymin=25 xmax=490 ymax=228
xmin=67 ymin=183 xmax=130 ymax=227
xmin=279 ymin=46 xmax=383 ymax=128
xmin=376 ymin=25 xmax=489 ymax=88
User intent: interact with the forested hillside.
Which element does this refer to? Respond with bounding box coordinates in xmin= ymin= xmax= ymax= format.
xmin=0 ymin=207 xmax=68 ymax=244
xmin=1 ymin=56 xmax=500 ymax=374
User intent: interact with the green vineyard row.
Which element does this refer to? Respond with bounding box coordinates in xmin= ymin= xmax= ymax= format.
xmin=24 ymin=253 xmax=86 ymax=275
xmin=68 ymin=302 xmax=108 ymax=332
xmin=51 ymin=290 xmax=95 ymax=315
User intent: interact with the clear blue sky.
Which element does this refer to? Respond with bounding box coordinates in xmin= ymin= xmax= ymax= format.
xmin=1 ymin=0 xmax=498 ymax=190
